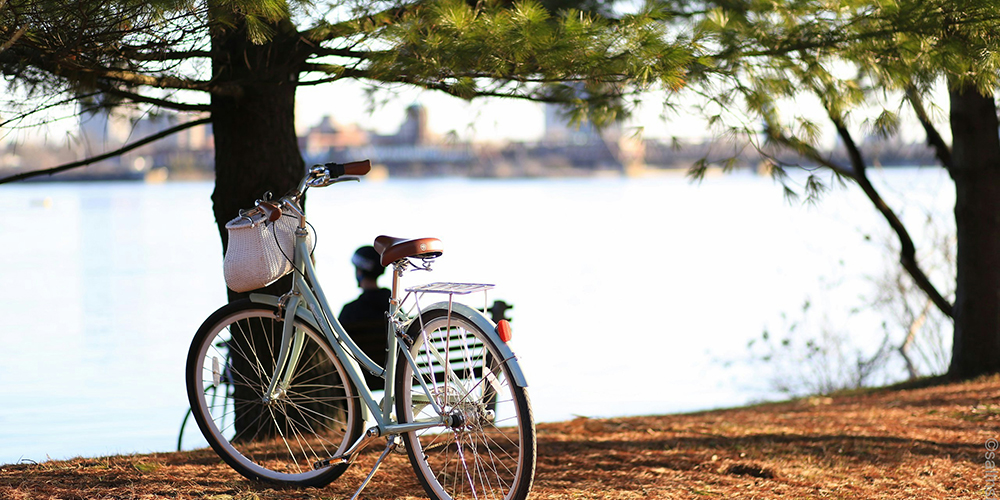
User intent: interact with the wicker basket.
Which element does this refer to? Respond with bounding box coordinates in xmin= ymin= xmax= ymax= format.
xmin=223 ymin=211 xmax=312 ymax=292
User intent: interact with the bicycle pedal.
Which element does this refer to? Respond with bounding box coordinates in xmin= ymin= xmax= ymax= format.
xmin=313 ymin=456 xmax=346 ymax=470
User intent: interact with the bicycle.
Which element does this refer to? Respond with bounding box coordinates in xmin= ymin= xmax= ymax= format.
xmin=185 ymin=160 xmax=536 ymax=500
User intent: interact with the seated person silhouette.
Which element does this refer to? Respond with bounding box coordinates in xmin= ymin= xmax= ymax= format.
xmin=338 ymin=245 xmax=391 ymax=390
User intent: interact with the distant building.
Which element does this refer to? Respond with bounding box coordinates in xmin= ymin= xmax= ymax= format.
xmin=117 ymin=113 xmax=214 ymax=178
xmin=371 ymin=104 xmax=433 ymax=146
xmin=399 ymin=104 xmax=431 ymax=145
xmin=78 ymin=105 xmax=130 ymax=156
xmin=299 ymin=115 xmax=368 ymax=162
xmin=543 ymin=103 xmax=606 ymax=145
xmin=303 ymin=104 xmax=479 ymax=176
xmin=495 ymin=101 xmax=628 ymax=172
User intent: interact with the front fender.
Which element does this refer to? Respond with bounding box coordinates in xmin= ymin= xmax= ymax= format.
xmin=414 ymin=301 xmax=529 ymax=388
xmin=248 ymin=293 xmax=324 ymax=331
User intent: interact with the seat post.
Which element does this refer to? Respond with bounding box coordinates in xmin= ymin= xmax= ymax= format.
xmin=390 ymin=261 xmax=402 ymax=308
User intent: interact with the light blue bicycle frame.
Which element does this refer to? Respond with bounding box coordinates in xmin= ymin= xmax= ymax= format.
xmin=198 ymin=168 xmax=535 ymax=500
xmin=247 ymin=203 xmax=453 ymax=457
xmin=238 ymin=176 xmax=528 ymax=476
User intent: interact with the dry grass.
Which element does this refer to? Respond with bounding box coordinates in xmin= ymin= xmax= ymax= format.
xmin=3 ymin=375 xmax=998 ymax=499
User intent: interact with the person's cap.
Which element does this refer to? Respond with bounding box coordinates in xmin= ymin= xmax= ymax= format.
xmin=352 ymin=245 xmax=385 ymax=276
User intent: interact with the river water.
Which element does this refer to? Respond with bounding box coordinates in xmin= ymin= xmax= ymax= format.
xmin=0 ymin=167 xmax=954 ymax=464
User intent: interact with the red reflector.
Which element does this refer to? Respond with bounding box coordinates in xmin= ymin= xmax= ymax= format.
xmin=496 ymin=320 xmax=513 ymax=343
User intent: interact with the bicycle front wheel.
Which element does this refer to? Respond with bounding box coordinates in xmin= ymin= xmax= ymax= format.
xmin=395 ymin=309 xmax=536 ymax=500
xmin=186 ymin=299 xmax=363 ymax=487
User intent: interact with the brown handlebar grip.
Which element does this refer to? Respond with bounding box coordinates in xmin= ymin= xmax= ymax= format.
xmin=258 ymin=201 xmax=282 ymax=222
xmin=343 ymin=160 xmax=371 ymax=176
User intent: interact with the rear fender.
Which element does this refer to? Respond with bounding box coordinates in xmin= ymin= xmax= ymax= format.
xmin=412 ymin=301 xmax=529 ymax=388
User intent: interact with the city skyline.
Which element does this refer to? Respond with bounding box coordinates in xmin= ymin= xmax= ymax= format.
xmin=293 ymin=81 xmax=704 ymax=144
xmin=1 ymin=74 xmax=955 ymax=153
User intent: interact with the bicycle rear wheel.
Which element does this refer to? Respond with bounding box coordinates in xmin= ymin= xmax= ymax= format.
xmin=395 ymin=309 xmax=536 ymax=500
xmin=186 ymin=299 xmax=363 ymax=487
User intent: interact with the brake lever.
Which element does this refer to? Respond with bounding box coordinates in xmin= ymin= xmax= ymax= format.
xmin=328 ymin=176 xmax=361 ymax=185
xmin=306 ymin=175 xmax=360 ymax=188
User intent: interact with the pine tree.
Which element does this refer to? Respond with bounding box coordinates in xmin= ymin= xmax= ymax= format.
xmin=0 ymin=0 xmax=691 ymax=276
xmin=678 ymin=0 xmax=1000 ymax=378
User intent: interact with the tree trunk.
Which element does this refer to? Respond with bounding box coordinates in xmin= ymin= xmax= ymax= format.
xmin=947 ymin=85 xmax=1000 ymax=378
xmin=208 ymin=18 xmax=316 ymax=439
xmin=209 ymin=18 xmax=305 ymax=288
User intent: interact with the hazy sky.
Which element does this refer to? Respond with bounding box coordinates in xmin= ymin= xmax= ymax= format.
xmin=2 ymin=75 xmax=941 ymax=149
xmin=2 ymin=81 xmax=704 ymax=147
xmin=294 ymin=80 xmax=709 ymax=144
xmin=293 ymin=78 xmax=943 ymax=148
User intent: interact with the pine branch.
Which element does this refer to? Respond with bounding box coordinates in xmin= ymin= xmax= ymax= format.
xmin=123 ymin=49 xmax=214 ymax=61
xmin=3 ymin=40 xmax=237 ymax=96
xmin=369 ymin=72 xmax=627 ymax=104
xmin=0 ymin=117 xmax=212 ymax=184
xmin=298 ymin=65 xmax=633 ymax=87
xmin=309 ymin=47 xmax=376 ymax=59
xmin=768 ymin=129 xmax=852 ymax=177
xmin=301 ymin=5 xmax=413 ymax=44
xmin=98 ymin=83 xmax=210 ymax=112
xmin=905 ymin=85 xmax=953 ymax=170
xmin=0 ymin=25 xmax=28 ymax=53
xmin=91 ymin=68 xmax=231 ymax=94
xmin=296 ymin=66 xmax=368 ymax=85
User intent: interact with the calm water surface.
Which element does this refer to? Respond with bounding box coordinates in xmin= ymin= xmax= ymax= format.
xmin=0 ymin=168 xmax=954 ymax=464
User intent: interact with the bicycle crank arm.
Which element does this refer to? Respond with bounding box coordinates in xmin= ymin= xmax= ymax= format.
xmin=312 ymin=456 xmax=347 ymax=470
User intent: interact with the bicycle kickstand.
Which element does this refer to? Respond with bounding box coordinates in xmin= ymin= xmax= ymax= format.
xmin=349 ymin=435 xmax=403 ymax=500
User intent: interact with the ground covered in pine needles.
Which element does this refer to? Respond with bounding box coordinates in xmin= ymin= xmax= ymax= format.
xmin=2 ymin=376 xmax=997 ymax=499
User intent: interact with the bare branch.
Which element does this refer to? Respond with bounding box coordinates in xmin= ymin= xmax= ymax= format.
xmin=0 ymin=91 xmax=101 ymax=128
xmin=0 ymin=117 xmax=212 ymax=184
xmin=899 ymin=299 xmax=933 ymax=379
xmin=831 ymin=117 xmax=955 ymax=319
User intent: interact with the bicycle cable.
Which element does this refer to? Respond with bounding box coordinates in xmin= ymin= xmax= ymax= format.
xmin=266 ymin=213 xmax=380 ymax=370
xmin=273 ymin=184 xmax=389 ymax=380
xmin=269 ymin=212 xmax=317 ymax=278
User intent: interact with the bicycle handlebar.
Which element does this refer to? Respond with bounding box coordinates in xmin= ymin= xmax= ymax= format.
xmin=303 ymin=159 xmax=372 ymax=191
xmin=254 ymin=159 xmax=373 ymax=227
xmin=333 ymin=159 xmax=371 ymax=177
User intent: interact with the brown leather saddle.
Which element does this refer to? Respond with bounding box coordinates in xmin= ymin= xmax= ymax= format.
xmin=373 ymin=235 xmax=444 ymax=266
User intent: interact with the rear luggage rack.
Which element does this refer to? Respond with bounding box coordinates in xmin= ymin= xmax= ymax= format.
xmin=405 ymin=282 xmax=495 ymax=295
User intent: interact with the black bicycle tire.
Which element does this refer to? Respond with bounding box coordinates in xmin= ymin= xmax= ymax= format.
xmin=394 ymin=309 xmax=536 ymax=500
xmin=185 ymin=299 xmax=364 ymax=487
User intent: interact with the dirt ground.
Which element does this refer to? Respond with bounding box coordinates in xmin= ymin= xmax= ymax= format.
xmin=2 ymin=376 xmax=998 ymax=499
